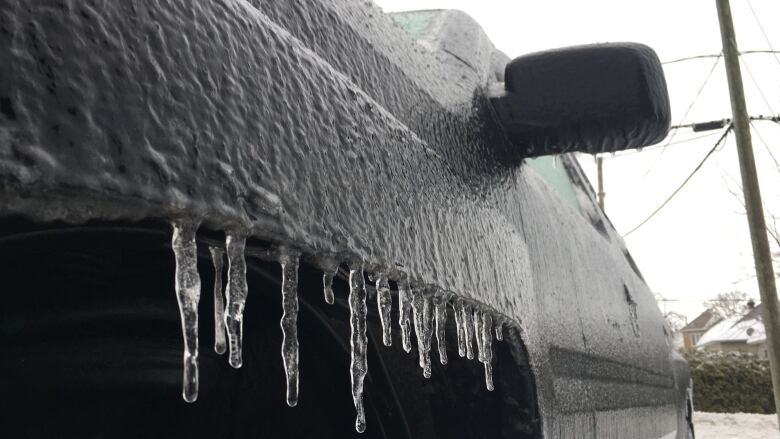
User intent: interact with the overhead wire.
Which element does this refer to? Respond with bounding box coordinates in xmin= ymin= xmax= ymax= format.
xmin=642 ymin=54 xmax=722 ymax=177
xmin=740 ymin=55 xmax=776 ymax=115
xmin=746 ymin=0 xmax=780 ymax=70
xmin=750 ymin=120 xmax=780 ymax=171
xmin=663 ymin=50 xmax=780 ymax=65
xmin=622 ymin=125 xmax=733 ymax=238
xmin=609 ymin=130 xmax=726 ymax=158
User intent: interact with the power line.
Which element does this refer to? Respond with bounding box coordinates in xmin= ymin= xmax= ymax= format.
xmin=746 ymin=0 xmax=780 ymax=70
xmin=610 ymin=130 xmax=726 ymax=157
xmin=622 ymin=125 xmax=733 ymax=237
xmin=740 ymin=55 xmax=776 ymax=115
xmin=750 ymin=120 xmax=780 ymax=171
xmin=642 ymin=55 xmax=722 ymax=177
xmin=663 ymin=50 xmax=780 ymax=65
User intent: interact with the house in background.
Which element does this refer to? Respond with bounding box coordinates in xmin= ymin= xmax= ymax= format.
xmin=696 ymin=302 xmax=769 ymax=359
xmin=679 ymin=309 xmax=721 ymax=350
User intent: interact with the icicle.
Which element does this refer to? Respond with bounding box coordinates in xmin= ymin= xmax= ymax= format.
xmin=375 ymin=274 xmax=392 ymax=346
xmin=398 ymin=280 xmax=413 ymax=353
xmin=279 ymin=252 xmax=300 ymax=407
xmin=434 ymin=294 xmax=448 ymax=365
xmin=171 ymin=221 xmax=202 ymax=403
xmin=495 ymin=319 xmax=504 ymax=341
xmin=349 ymin=264 xmax=369 ymax=433
xmin=462 ymin=303 xmax=475 ymax=360
xmin=411 ymin=287 xmax=433 ymax=378
xmin=209 ymin=247 xmax=227 ymax=355
xmin=453 ymin=301 xmax=466 ymax=357
xmin=474 ymin=309 xmax=485 ymax=363
xmin=481 ymin=312 xmax=495 ymax=391
xmin=322 ymin=260 xmax=338 ymax=305
xmin=225 ymin=232 xmax=248 ymax=369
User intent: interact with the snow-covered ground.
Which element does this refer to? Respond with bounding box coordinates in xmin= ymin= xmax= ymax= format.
xmin=695 ymin=411 xmax=778 ymax=439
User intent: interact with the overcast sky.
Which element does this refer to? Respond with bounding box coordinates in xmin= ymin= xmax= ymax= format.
xmin=374 ymin=0 xmax=780 ymax=322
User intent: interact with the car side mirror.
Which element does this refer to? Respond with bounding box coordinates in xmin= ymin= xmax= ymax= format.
xmin=488 ymin=43 xmax=671 ymax=158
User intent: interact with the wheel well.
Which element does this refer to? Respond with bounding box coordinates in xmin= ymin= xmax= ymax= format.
xmin=0 ymin=216 xmax=541 ymax=438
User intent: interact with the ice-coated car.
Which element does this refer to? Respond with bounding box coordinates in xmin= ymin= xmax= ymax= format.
xmin=0 ymin=1 xmax=693 ymax=438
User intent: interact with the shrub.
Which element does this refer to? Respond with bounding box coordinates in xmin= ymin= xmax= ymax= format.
xmin=683 ymin=350 xmax=774 ymax=414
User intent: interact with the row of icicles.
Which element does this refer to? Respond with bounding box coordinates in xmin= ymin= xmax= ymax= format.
xmin=171 ymin=220 xmax=506 ymax=433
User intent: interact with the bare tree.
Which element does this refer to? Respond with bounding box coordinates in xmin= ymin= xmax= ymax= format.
xmin=705 ymin=290 xmax=751 ymax=319
xmin=654 ymin=293 xmax=688 ymax=332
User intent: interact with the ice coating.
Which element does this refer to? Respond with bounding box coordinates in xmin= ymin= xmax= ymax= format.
xmin=279 ymin=252 xmax=300 ymax=407
xmin=462 ymin=303 xmax=475 ymax=360
xmin=209 ymin=247 xmax=227 ymax=355
xmin=411 ymin=287 xmax=433 ymax=378
xmin=495 ymin=319 xmax=504 ymax=341
xmin=398 ymin=280 xmax=413 ymax=353
xmin=453 ymin=301 xmax=466 ymax=357
xmin=322 ymin=261 xmax=338 ymax=305
xmin=348 ymin=265 xmax=368 ymax=433
xmin=481 ymin=312 xmax=495 ymax=391
xmin=375 ymin=275 xmax=392 ymax=346
xmin=434 ymin=294 xmax=448 ymax=365
xmin=171 ymin=221 xmax=201 ymax=403
xmin=225 ymin=232 xmax=248 ymax=369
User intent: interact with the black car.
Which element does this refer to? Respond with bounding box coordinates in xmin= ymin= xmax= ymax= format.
xmin=0 ymin=1 xmax=693 ymax=438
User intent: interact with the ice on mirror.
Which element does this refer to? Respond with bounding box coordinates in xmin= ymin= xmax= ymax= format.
xmin=348 ymin=264 xmax=369 ymax=433
xmin=171 ymin=221 xmax=202 ymax=403
xmin=225 ymin=232 xmax=248 ymax=368
xmin=375 ymin=274 xmax=392 ymax=346
xmin=209 ymin=247 xmax=227 ymax=355
xmin=280 ymin=252 xmax=301 ymax=407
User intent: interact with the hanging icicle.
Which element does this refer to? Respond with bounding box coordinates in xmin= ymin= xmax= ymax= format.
xmin=495 ymin=318 xmax=504 ymax=341
xmin=411 ymin=287 xmax=433 ymax=378
xmin=453 ymin=301 xmax=466 ymax=357
xmin=398 ymin=280 xmax=413 ymax=353
xmin=280 ymin=252 xmax=301 ymax=407
xmin=322 ymin=260 xmax=339 ymax=305
xmin=224 ymin=232 xmax=248 ymax=369
xmin=473 ymin=309 xmax=485 ymax=363
xmin=462 ymin=303 xmax=475 ymax=360
xmin=481 ymin=312 xmax=495 ymax=391
xmin=209 ymin=247 xmax=227 ymax=355
xmin=171 ymin=220 xmax=202 ymax=403
xmin=375 ymin=274 xmax=392 ymax=346
xmin=434 ymin=293 xmax=448 ymax=365
xmin=349 ymin=263 xmax=369 ymax=433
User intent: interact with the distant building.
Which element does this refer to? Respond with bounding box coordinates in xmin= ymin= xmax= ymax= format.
xmin=680 ymin=309 xmax=721 ymax=350
xmin=695 ymin=302 xmax=769 ymax=359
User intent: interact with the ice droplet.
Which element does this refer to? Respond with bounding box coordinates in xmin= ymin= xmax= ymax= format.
xmin=474 ymin=309 xmax=485 ymax=363
xmin=411 ymin=287 xmax=433 ymax=378
xmin=398 ymin=280 xmax=413 ymax=353
xmin=434 ymin=294 xmax=448 ymax=365
xmin=209 ymin=247 xmax=227 ymax=355
xmin=495 ymin=319 xmax=504 ymax=341
xmin=349 ymin=264 xmax=369 ymax=433
xmin=462 ymin=303 xmax=475 ymax=360
xmin=225 ymin=232 xmax=248 ymax=369
xmin=481 ymin=312 xmax=495 ymax=391
xmin=375 ymin=275 xmax=392 ymax=346
xmin=171 ymin=221 xmax=201 ymax=403
xmin=453 ymin=301 xmax=466 ymax=357
xmin=322 ymin=261 xmax=338 ymax=305
xmin=280 ymin=252 xmax=300 ymax=407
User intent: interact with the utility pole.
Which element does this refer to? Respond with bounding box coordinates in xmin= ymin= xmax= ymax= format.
xmin=596 ymin=156 xmax=605 ymax=211
xmin=716 ymin=0 xmax=780 ymax=423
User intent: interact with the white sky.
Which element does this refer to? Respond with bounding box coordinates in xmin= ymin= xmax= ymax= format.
xmin=374 ymin=0 xmax=780 ymax=322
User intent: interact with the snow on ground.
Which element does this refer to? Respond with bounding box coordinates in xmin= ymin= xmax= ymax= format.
xmin=694 ymin=411 xmax=778 ymax=439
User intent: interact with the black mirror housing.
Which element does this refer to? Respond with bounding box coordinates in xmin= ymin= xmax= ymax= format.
xmin=489 ymin=43 xmax=671 ymax=157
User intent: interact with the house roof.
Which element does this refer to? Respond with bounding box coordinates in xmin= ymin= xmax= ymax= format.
xmin=696 ymin=304 xmax=765 ymax=348
xmin=681 ymin=309 xmax=721 ymax=332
